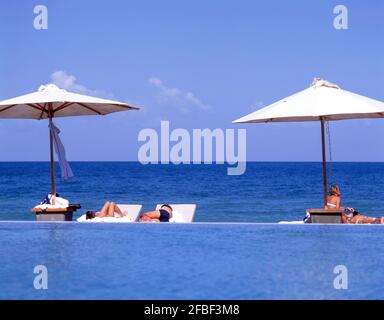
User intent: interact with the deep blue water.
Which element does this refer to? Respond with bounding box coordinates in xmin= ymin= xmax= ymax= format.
xmin=1 ymin=162 xmax=384 ymax=222
xmin=1 ymin=162 xmax=384 ymax=300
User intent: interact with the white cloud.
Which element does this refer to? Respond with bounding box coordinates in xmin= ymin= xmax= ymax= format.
xmin=50 ymin=70 xmax=114 ymax=99
xmin=149 ymin=77 xmax=211 ymax=113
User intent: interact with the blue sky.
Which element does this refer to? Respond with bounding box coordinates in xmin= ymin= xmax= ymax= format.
xmin=0 ymin=0 xmax=383 ymax=161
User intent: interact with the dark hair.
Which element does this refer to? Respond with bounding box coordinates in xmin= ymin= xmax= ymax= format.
xmin=161 ymin=204 xmax=173 ymax=211
xmin=352 ymin=210 xmax=360 ymax=216
xmin=86 ymin=211 xmax=96 ymax=220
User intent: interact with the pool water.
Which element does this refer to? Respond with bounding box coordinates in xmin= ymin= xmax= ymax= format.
xmin=1 ymin=222 xmax=383 ymax=300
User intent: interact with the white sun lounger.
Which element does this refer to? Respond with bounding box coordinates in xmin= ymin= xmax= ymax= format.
xmin=77 ymin=204 xmax=142 ymax=222
xmin=117 ymin=204 xmax=143 ymax=222
xmin=278 ymin=221 xmax=305 ymax=224
xmin=155 ymin=204 xmax=197 ymax=223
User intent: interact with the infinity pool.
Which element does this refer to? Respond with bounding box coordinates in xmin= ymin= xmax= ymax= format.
xmin=1 ymin=222 xmax=383 ymax=300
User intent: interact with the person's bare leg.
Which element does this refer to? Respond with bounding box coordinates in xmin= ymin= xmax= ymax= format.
xmin=353 ymin=215 xmax=377 ymax=224
xmin=96 ymin=201 xmax=110 ymax=217
xmin=101 ymin=201 xmax=110 ymax=214
xmin=139 ymin=215 xmax=151 ymax=222
xmin=139 ymin=216 xmax=160 ymax=222
xmin=362 ymin=216 xmax=376 ymax=224
xmin=139 ymin=210 xmax=161 ymax=222
xmin=113 ymin=203 xmax=126 ymax=217
xmin=107 ymin=202 xmax=115 ymax=217
xmin=142 ymin=218 xmax=160 ymax=222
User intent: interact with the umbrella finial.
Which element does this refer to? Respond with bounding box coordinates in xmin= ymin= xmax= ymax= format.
xmin=38 ymin=83 xmax=66 ymax=93
xmin=311 ymin=78 xmax=340 ymax=90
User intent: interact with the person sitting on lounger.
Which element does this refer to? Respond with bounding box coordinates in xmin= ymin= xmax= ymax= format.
xmin=325 ymin=185 xmax=354 ymax=212
xmin=324 ymin=184 xmax=357 ymax=223
xmin=344 ymin=210 xmax=384 ymax=224
xmin=324 ymin=184 xmax=384 ymax=224
xmin=139 ymin=204 xmax=173 ymax=223
xmin=86 ymin=201 xmax=127 ymax=220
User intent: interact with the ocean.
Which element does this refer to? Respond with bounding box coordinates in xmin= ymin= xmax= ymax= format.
xmin=1 ymin=162 xmax=384 ymax=299
xmin=2 ymin=162 xmax=384 ymax=222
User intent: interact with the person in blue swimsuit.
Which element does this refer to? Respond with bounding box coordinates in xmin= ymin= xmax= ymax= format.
xmin=139 ymin=204 xmax=173 ymax=222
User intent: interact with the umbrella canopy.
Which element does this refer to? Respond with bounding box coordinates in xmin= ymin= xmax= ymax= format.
xmin=234 ymin=79 xmax=384 ymax=124
xmin=0 ymin=84 xmax=140 ymax=203
xmin=0 ymin=83 xmax=139 ymax=119
xmin=233 ymin=78 xmax=384 ymax=206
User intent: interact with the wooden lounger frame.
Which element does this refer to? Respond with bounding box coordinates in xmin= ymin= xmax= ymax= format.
xmin=307 ymin=208 xmax=344 ymax=224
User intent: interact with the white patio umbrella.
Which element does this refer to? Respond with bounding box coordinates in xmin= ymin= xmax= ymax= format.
xmin=0 ymin=84 xmax=140 ymax=201
xmin=233 ymin=78 xmax=384 ymax=206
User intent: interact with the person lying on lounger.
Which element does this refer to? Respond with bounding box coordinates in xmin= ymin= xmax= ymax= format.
xmin=323 ymin=185 xmax=383 ymax=224
xmin=342 ymin=210 xmax=384 ymax=224
xmin=86 ymin=201 xmax=127 ymax=220
xmin=139 ymin=204 xmax=173 ymax=223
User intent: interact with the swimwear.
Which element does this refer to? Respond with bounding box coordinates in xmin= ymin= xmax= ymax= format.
xmin=159 ymin=209 xmax=170 ymax=222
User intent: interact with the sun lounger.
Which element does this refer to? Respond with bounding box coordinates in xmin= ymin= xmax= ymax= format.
xmin=77 ymin=204 xmax=142 ymax=222
xmin=306 ymin=208 xmax=343 ymax=224
xmin=116 ymin=204 xmax=143 ymax=222
xmin=278 ymin=221 xmax=305 ymax=224
xmin=155 ymin=204 xmax=197 ymax=223
xmin=278 ymin=209 xmax=344 ymax=224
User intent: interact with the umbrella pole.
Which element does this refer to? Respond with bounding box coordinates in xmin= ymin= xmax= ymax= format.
xmin=320 ymin=118 xmax=327 ymax=207
xmin=49 ymin=116 xmax=56 ymax=203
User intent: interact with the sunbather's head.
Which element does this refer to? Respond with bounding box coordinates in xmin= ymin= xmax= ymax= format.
xmin=329 ymin=185 xmax=340 ymax=196
xmin=86 ymin=210 xmax=96 ymax=220
xmin=161 ymin=204 xmax=173 ymax=213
